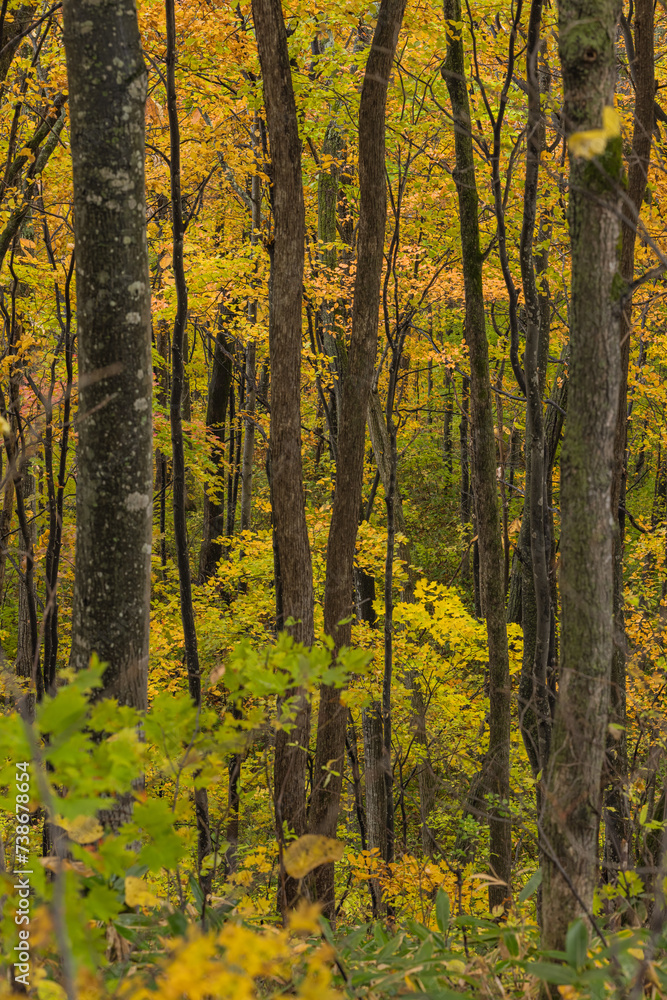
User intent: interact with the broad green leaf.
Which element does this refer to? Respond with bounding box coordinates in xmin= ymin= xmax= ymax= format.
xmin=565 ymin=918 xmax=588 ymax=970
xmin=518 ymin=868 xmax=542 ymax=903
xmin=436 ymin=887 xmax=450 ymax=933
xmin=526 ymin=961 xmax=576 ymax=985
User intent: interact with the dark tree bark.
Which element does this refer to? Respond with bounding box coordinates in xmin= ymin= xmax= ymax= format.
xmin=460 ymin=373 xmax=472 ymax=589
xmin=442 ymin=0 xmax=512 ymax=911
xmin=0 ymin=4 xmax=35 ymax=88
xmin=199 ymin=312 xmax=233 ymax=581
xmin=16 ymin=465 xmax=36 ymax=684
xmin=240 ymin=162 xmax=261 ymax=533
xmin=225 ymin=700 xmax=243 ymax=874
xmin=42 ymin=251 xmax=75 ymax=694
xmin=0 ymin=473 xmax=14 ymax=602
xmin=541 ymin=0 xmax=622 ymax=958
xmin=252 ymin=0 xmax=315 ymax=915
xmin=63 ymin=0 xmax=152 ymax=711
xmin=0 ymin=94 xmax=68 ymax=275
xmin=308 ymin=0 xmax=407 ymax=920
xmin=607 ymin=0 xmax=654 ymax=877
xmin=518 ymin=0 xmax=552 ymax=780
xmin=362 ymin=700 xmax=387 ymax=914
xmin=165 ymin=0 xmax=212 ymax=880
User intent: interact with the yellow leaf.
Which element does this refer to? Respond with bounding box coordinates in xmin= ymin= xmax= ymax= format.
xmin=40 ymin=857 xmax=95 ymax=877
xmin=59 ymin=815 xmax=104 ymax=845
xmin=568 ymin=106 xmax=621 ymax=160
xmin=283 ymin=834 xmax=344 ymax=879
xmin=36 ymin=979 xmax=67 ymax=1000
xmin=288 ymin=900 xmax=322 ymax=935
xmin=125 ymin=875 xmax=161 ymax=908
xmin=446 ymin=959 xmax=466 ymax=975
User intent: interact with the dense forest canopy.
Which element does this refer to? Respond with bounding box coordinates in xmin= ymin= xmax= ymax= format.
xmin=0 ymin=0 xmax=666 ymax=997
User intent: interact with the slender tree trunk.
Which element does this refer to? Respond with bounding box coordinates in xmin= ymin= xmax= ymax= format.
xmin=317 ymin=120 xmax=345 ymax=425
xmin=494 ymin=364 xmax=510 ymax=595
xmin=368 ymin=387 xmax=436 ymax=852
xmin=199 ymin=312 xmax=233 ymax=581
xmin=165 ymin=0 xmax=212 ymax=883
xmin=225 ymin=382 xmax=237 ymax=538
xmin=519 ymin=0 xmax=552 ymax=780
xmin=382 ymin=413 xmax=397 ymax=879
xmin=607 ymin=0 xmax=654 ymax=877
xmin=16 ymin=466 xmax=35 ymax=683
xmin=346 ymin=711 xmax=367 ymax=853
xmin=42 ymin=260 xmax=75 ymax=694
xmin=0 ymin=3 xmax=36 ymax=87
xmin=63 ymin=0 xmax=152 ymax=712
xmin=362 ymin=700 xmax=387 ymax=915
xmin=460 ymin=374 xmax=472 ymax=588
xmin=154 ymin=319 xmax=170 ymax=572
xmin=241 ymin=126 xmax=262 ymax=531
xmin=308 ymin=0 xmax=406 ymax=921
xmin=225 ymin=700 xmax=243 ymax=874
xmin=252 ymin=0 xmax=315 ymax=916
xmin=442 ymin=1 xmax=512 ymax=910
xmin=443 ymin=366 xmax=453 ymax=474
xmin=541 ymin=0 xmax=622 ymax=959
xmin=240 ymin=342 xmax=256 ymax=533
xmin=0 ymin=473 xmax=14 ymax=601
xmin=240 ymin=164 xmax=260 ymax=534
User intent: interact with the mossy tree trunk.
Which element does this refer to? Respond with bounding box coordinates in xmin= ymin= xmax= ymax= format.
xmin=252 ymin=0 xmax=315 ymax=915
xmin=64 ymin=0 xmax=152 ymax=711
xmin=308 ymin=0 xmax=406 ymax=921
xmin=607 ymin=0 xmax=654 ymax=878
xmin=442 ymin=0 xmax=512 ymax=912
xmin=519 ymin=0 xmax=552 ymax=783
xmin=165 ymin=0 xmax=213 ymax=885
xmin=310 ymin=0 xmax=405 ymax=919
xmin=541 ymin=0 xmax=622 ymax=960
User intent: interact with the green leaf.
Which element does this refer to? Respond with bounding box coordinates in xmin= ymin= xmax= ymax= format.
xmin=565 ymin=918 xmax=588 ymax=970
xmin=435 ymin=888 xmax=450 ymax=934
xmin=373 ymin=922 xmax=389 ymax=946
xmin=526 ymin=961 xmax=576 ymax=985
xmin=503 ymin=931 xmax=519 ymax=957
xmin=167 ymin=911 xmax=189 ymax=937
xmin=518 ymin=868 xmax=542 ymax=903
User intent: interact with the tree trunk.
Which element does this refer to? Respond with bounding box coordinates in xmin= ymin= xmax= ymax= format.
xmin=460 ymin=374 xmax=472 ymax=588
xmin=199 ymin=311 xmax=233 ymax=581
xmin=541 ymin=0 xmax=622 ymax=958
xmin=252 ymin=0 xmax=315 ymax=916
xmin=42 ymin=258 xmax=75 ymax=693
xmin=0 ymin=473 xmax=14 ymax=602
xmin=362 ymin=700 xmax=387 ymax=914
xmin=240 ymin=164 xmax=260 ymax=534
xmin=16 ymin=467 xmax=36 ymax=685
xmin=442 ymin=0 xmax=512 ymax=910
xmin=165 ymin=0 xmax=212 ymax=884
xmin=519 ymin=0 xmax=552 ymax=780
xmin=64 ymin=0 xmax=152 ymax=711
xmin=308 ymin=0 xmax=407 ymax=921
xmin=607 ymin=0 xmax=654 ymax=879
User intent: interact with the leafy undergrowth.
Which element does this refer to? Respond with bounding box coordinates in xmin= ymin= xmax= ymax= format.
xmin=1 ymin=646 xmax=665 ymax=999
xmin=3 ymin=889 xmax=666 ymax=1000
